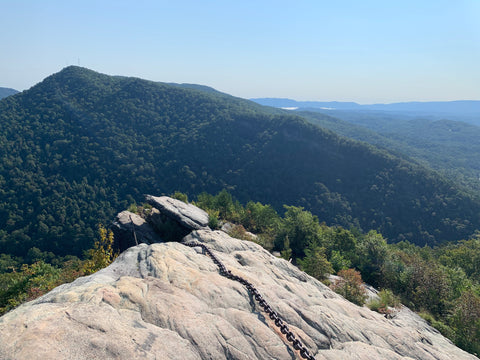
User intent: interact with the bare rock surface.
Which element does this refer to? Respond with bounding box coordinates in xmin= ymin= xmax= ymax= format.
xmin=145 ymin=195 xmax=209 ymax=230
xmin=0 ymin=229 xmax=477 ymax=360
xmin=111 ymin=210 xmax=163 ymax=250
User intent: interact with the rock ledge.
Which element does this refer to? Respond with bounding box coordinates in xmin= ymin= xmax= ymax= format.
xmin=0 ymin=227 xmax=477 ymax=360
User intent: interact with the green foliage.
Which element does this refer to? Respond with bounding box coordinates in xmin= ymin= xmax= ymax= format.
xmin=419 ymin=312 xmax=455 ymax=339
xmin=171 ymin=191 xmax=188 ymax=203
xmin=1 ymin=66 xmax=480 ymax=265
xmin=214 ymin=189 xmax=236 ymax=220
xmin=436 ymin=236 xmax=480 ymax=279
xmin=192 ymin=189 xmax=480 ymax=353
xmin=206 ymin=208 xmax=220 ymax=229
xmin=0 ymin=254 xmax=21 ymax=273
xmin=276 ymin=206 xmax=323 ymax=258
xmin=331 ymin=269 xmax=367 ymax=306
xmin=330 ymin=228 xmax=357 ymax=255
xmin=280 ymin=248 xmax=293 ymax=261
xmin=195 ymin=192 xmax=216 ymax=211
xmin=195 ymin=190 xmax=280 ymax=241
xmin=300 ymin=109 xmax=480 ymax=194
xmin=329 ymin=250 xmax=351 ymax=272
xmin=195 ymin=189 xmax=244 ymax=223
xmin=127 ymin=203 xmax=139 ymax=214
xmin=364 ymin=237 xmax=480 ymax=353
xmin=297 ymin=245 xmax=333 ymax=281
xmin=253 ymin=233 xmax=274 ymax=251
xmin=0 ymin=227 xmax=118 ymax=315
xmin=368 ymin=289 xmax=400 ymax=315
xmin=82 ymin=225 xmax=117 ymax=275
xmin=443 ymin=266 xmax=472 ymax=300
xmin=354 ymin=230 xmax=388 ymax=286
xmin=0 ymin=261 xmax=61 ymax=315
xmin=227 ymin=225 xmax=255 ymax=241
xmin=241 ymin=201 xmax=281 ymax=235
xmin=321 ymin=227 xmax=356 ymax=272
xmin=279 ymin=236 xmax=293 ymax=260
xmin=450 ymin=290 xmax=480 ymax=354
xmin=1 ymin=67 xmax=480 ymax=352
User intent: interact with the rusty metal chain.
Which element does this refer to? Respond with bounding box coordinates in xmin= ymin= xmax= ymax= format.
xmin=183 ymin=241 xmax=316 ymax=360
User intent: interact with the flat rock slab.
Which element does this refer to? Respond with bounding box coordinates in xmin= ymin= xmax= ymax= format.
xmin=145 ymin=195 xmax=209 ymax=230
xmin=0 ymin=230 xmax=477 ymax=360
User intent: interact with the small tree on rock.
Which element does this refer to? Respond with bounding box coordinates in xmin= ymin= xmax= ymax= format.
xmin=298 ymin=244 xmax=333 ymax=282
xmin=331 ymin=268 xmax=367 ymax=306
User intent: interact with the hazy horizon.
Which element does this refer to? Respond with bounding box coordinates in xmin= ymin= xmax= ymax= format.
xmin=1 ymin=1 xmax=479 ymax=104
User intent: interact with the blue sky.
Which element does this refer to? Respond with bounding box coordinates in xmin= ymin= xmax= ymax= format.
xmin=1 ymin=0 xmax=479 ymax=103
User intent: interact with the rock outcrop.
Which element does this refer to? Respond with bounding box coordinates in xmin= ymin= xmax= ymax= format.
xmin=112 ymin=195 xmax=210 ymax=251
xmin=111 ymin=210 xmax=162 ymax=250
xmin=145 ymin=195 xmax=209 ymax=230
xmin=0 ymin=198 xmax=477 ymax=360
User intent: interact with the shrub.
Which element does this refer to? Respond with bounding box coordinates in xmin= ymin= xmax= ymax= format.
xmin=450 ymin=290 xmax=480 ymax=354
xmin=419 ymin=311 xmax=455 ymax=339
xmin=228 ymin=225 xmax=255 ymax=241
xmin=298 ymin=245 xmax=333 ymax=282
xmin=331 ymin=268 xmax=367 ymax=306
xmin=82 ymin=225 xmax=118 ymax=275
xmin=254 ymin=233 xmax=275 ymax=251
xmin=279 ymin=236 xmax=293 ymax=260
xmin=0 ymin=261 xmax=62 ymax=315
xmin=206 ymin=208 xmax=220 ymax=229
xmin=127 ymin=203 xmax=138 ymax=214
xmin=368 ymin=289 xmax=400 ymax=315
xmin=172 ymin=191 xmax=188 ymax=203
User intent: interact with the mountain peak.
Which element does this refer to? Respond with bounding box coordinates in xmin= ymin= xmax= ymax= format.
xmin=49 ymin=65 xmax=101 ymax=80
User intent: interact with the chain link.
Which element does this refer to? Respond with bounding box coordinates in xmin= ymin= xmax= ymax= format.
xmin=183 ymin=241 xmax=316 ymax=360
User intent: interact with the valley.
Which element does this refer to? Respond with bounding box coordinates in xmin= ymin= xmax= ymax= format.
xmin=1 ymin=67 xmax=479 ymax=260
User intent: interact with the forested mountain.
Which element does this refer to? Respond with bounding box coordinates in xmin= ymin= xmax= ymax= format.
xmin=298 ymin=110 xmax=480 ymax=193
xmin=0 ymin=87 xmax=18 ymax=100
xmin=1 ymin=66 xmax=480 ymax=260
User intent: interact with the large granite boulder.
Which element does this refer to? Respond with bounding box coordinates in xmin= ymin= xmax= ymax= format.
xmin=0 ymin=229 xmax=476 ymax=360
xmin=145 ymin=195 xmax=209 ymax=230
xmin=111 ymin=196 xmax=210 ymax=249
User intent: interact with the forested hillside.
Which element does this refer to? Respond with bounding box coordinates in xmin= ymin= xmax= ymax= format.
xmin=1 ymin=66 xmax=480 ymax=260
xmin=299 ymin=110 xmax=480 ymax=192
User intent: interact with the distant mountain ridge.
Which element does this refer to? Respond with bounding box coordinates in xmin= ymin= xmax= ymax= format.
xmin=1 ymin=66 xmax=480 ymax=260
xmin=252 ymin=98 xmax=480 ymax=114
xmin=0 ymin=87 xmax=18 ymax=99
